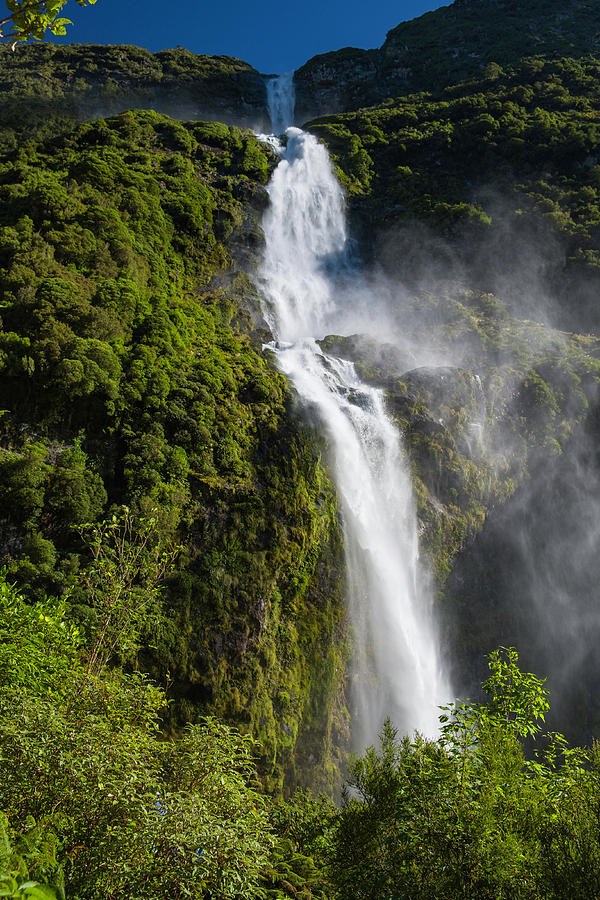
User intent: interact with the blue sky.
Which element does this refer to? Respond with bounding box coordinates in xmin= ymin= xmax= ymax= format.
xmin=52 ymin=0 xmax=448 ymax=74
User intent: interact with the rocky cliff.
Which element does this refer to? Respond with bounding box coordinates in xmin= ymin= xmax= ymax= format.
xmin=295 ymin=0 xmax=600 ymax=120
xmin=2 ymin=0 xmax=600 ymax=788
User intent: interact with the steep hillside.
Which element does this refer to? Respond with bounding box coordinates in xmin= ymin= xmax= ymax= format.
xmin=295 ymin=0 xmax=600 ymax=118
xmin=0 ymin=109 xmax=347 ymax=792
xmin=308 ymin=52 xmax=600 ymax=738
xmin=0 ymin=42 xmax=269 ymax=149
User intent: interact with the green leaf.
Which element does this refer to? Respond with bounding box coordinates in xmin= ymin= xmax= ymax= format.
xmin=0 ymin=877 xmax=18 ymax=898
xmin=22 ymin=887 xmax=57 ymax=900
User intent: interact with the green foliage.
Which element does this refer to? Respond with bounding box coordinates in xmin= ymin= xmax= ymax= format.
xmin=481 ymin=646 xmax=549 ymax=737
xmin=0 ymin=813 xmax=63 ymax=900
xmin=0 ymin=572 xmax=80 ymax=699
xmin=263 ymin=791 xmax=337 ymax=899
xmin=0 ymin=0 xmax=97 ymax=45
xmin=75 ymin=507 xmax=179 ymax=677
xmin=0 ymin=107 xmax=346 ymax=790
xmin=5 ymin=568 xmax=600 ymax=900
xmin=328 ymin=649 xmax=600 ymax=899
xmin=0 ymin=571 xmax=276 ymax=899
xmin=383 ymin=0 xmax=600 ymax=97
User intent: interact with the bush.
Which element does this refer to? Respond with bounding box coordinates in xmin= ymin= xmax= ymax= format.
xmin=0 ymin=557 xmax=275 ymax=899
xmin=328 ymin=649 xmax=600 ymax=899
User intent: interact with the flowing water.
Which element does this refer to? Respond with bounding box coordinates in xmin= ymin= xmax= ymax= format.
xmin=266 ymin=71 xmax=296 ymax=136
xmin=258 ymin=76 xmax=448 ymax=748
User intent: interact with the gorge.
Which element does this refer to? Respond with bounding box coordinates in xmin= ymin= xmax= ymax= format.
xmin=1 ymin=0 xmax=600 ymax=791
xmin=5 ymin=0 xmax=600 ymax=894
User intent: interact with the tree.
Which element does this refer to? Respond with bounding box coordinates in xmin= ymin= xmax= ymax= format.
xmin=0 ymin=556 xmax=275 ymax=898
xmin=328 ymin=648 xmax=600 ymax=900
xmin=76 ymin=507 xmax=179 ymax=680
xmin=0 ymin=0 xmax=97 ymax=45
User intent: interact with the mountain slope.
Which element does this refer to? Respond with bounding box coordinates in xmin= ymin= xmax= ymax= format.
xmin=295 ymin=0 xmax=600 ymax=118
xmin=307 ymin=51 xmax=600 ymax=740
xmin=0 ymin=42 xmax=269 ymax=149
xmin=0 ymin=110 xmax=347 ymax=792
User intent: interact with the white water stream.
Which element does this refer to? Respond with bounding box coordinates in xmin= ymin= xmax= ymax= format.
xmin=258 ymin=78 xmax=448 ymax=748
xmin=266 ymin=72 xmax=296 ymax=137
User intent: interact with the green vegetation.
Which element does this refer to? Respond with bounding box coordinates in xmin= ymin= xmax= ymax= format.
xmin=309 ymin=56 xmax=600 ymax=267
xmin=4 ymin=559 xmax=600 ymax=898
xmin=383 ymin=0 xmax=600 ymax=96
xmin=0 ymin=0 xmax=97 ymax=45
xmin=0 ymin=520 xmax=338 ymax=899
xmin=0 ymin=567 xmax=275 ymax=898
xmin=0 ymin=108 xmax=347 ymax=791
xmin=0 ymin=43 xmax=267 ymax=149
xmin=330 ymin=648 xmax=600 ymax=899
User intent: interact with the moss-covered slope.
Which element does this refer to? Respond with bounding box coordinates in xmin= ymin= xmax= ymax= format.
xmin=0 ymin=43 xmax=269 ymax=150
xmin=0 ymin=109 xmax=347 ymax=793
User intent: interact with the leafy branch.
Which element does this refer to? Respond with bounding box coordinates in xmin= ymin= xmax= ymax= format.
xmin=0 ymin=0 xmax=98 ymax=45
xmin=76 ymin=507 xmax=180 ymax=682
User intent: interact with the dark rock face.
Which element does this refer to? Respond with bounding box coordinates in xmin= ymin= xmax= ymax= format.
xmin=318 ymin=333 xmax=418 ymax=377
xmin=445 ymin=395 xmax=600 ymax=746
xmin=398 ymin=367 xmax=486 ymax=445
xmin=294 ymin=48 xmax=381 ymax=122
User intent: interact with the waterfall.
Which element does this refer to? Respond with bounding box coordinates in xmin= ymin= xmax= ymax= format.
xmin=258 ymin=76 xmax=448 ymax=748
xmin=267 ymin=71 xmax=295 ymax=136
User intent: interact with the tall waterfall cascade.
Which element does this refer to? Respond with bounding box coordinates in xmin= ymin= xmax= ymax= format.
xmin=257 ymin=75 xmax=448 ymax=748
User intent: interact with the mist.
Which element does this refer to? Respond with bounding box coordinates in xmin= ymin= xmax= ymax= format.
xmin=314 ymin=181 xmax=600 ymax=742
